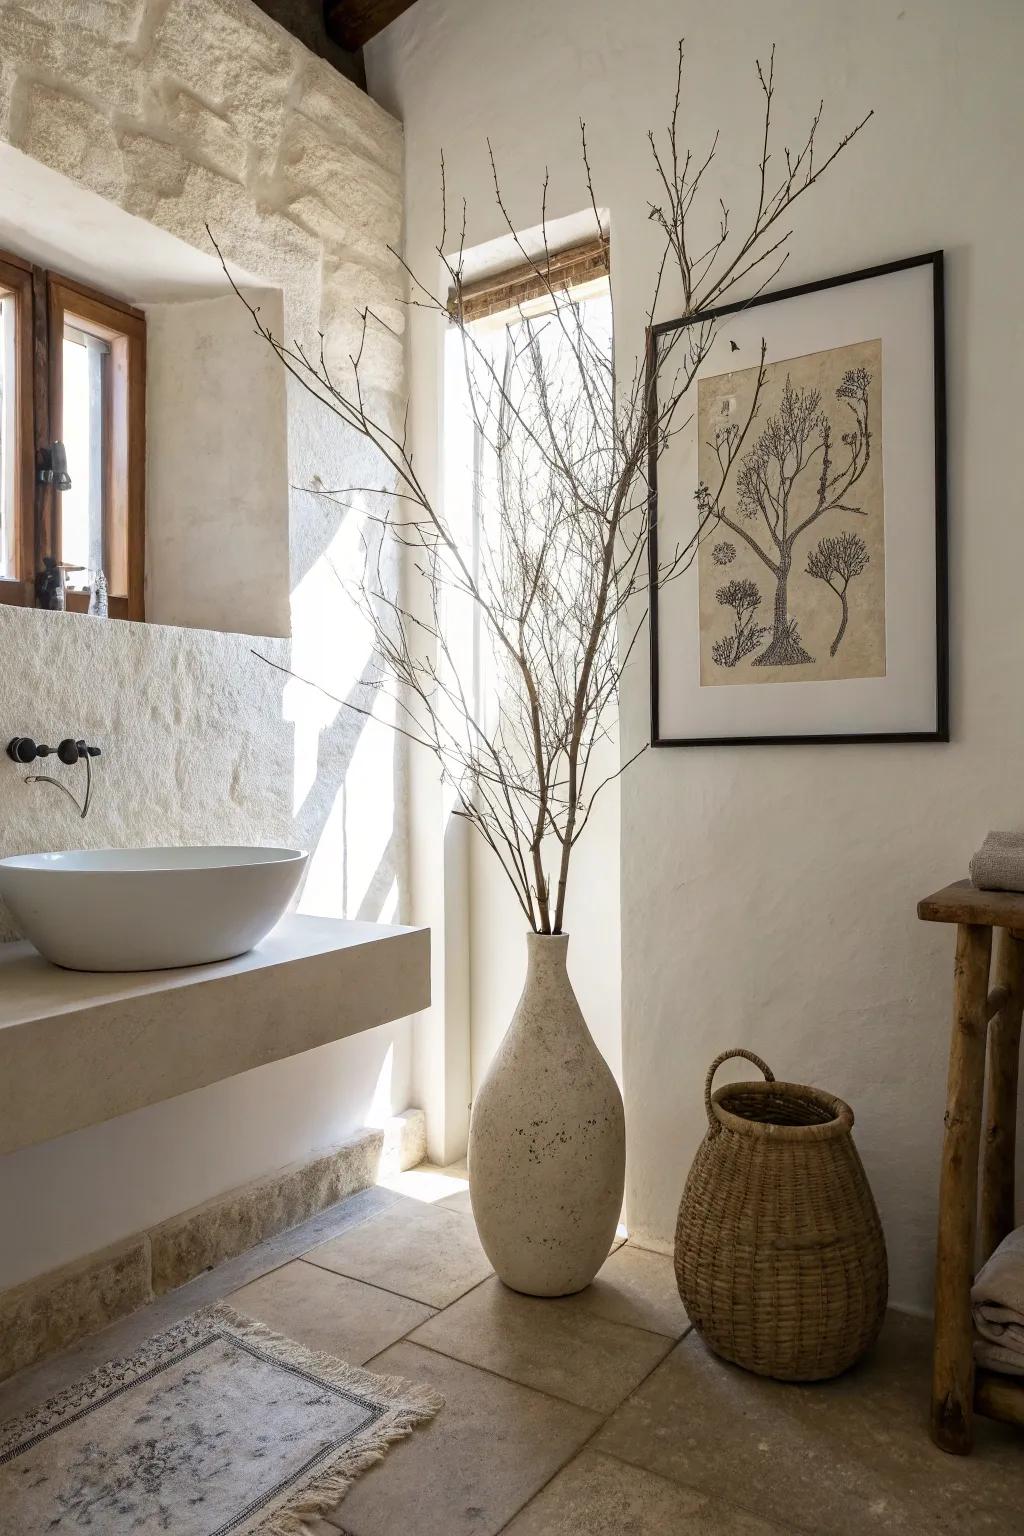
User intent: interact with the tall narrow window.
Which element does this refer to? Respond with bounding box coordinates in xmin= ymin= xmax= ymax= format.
xmin=60 ymin=322 xmax=108 ymax=581
xmin=48 ymin=277 xmax=146 ymax=619
xmin=445 ymin=239 xmax=613 ymax=565
xmin=0 ymin=251 xmax=34 ymax=606
xmin=0 ymin=291 xmax=19 ymax=579
xmin=443 ymin=235 xmax=613 ymax=737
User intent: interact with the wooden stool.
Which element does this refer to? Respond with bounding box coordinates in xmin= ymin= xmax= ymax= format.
xmin=918 ymin=882 xmax=1024 ymax=1454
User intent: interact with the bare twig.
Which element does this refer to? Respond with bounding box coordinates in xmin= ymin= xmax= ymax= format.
xmin=217 ymin=46 xmax=869 ymax=933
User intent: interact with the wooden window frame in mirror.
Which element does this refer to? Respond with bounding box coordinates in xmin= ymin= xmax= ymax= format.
xmin=0 ymin=251 xmax=37 ymax=609
xmin=47 ymin=276 xmax=146 ymax=623
xmin=0 ymin=249 xmax=146 ymax=623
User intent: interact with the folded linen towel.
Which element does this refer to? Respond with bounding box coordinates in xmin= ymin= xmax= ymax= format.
xmin=969 ymin=830 xmax=1024 ymax=893
xmin=975 ymin=1337 xmax=1024 ymax=1377
xmin=972 ymin=1226 xmax=1024 ymax=1376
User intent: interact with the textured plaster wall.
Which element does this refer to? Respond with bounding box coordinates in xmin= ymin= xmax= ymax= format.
xmin=146 ymin=292 xmax=292 ymax=636
xmin=0 ymin=0 xmax=413 ymax=1288
xmin=368 ymin=0 xmax=1024 ymax=1310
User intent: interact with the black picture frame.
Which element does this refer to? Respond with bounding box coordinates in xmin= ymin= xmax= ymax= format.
xmin=647 ymin=251 xmax=948 ymax=747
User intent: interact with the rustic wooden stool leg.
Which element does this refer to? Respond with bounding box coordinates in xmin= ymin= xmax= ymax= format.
xmin=931 ymin=921 xmax=992 ymax=1455
xmin=980 ymin=929 xmax=1024 ymax=1263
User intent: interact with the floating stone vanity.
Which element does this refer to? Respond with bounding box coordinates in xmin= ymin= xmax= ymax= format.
xmin=0 ymin=915 xmax=430 ymax=1156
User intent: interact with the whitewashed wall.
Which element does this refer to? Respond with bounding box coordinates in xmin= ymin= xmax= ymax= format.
xmin=0 ymin=0 xmax=413 ymax=1289
xmin=145 ymin=292 xmax=292 ymax=636
xmin=368 ymin=0 xmax=1024 ymax=1310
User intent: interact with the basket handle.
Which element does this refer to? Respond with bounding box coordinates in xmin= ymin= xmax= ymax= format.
xmin=704 ymin=1049 xmax=775 ymax=1124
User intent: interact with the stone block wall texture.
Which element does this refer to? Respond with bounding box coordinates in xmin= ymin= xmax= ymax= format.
xmin=0 ymin=0 xmax=405 ymax=394
xmin=0 ymin=0 xmax=417 ymax=1291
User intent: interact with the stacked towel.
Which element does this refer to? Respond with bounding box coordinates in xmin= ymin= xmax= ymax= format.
xmin=970 ymin=830 xmax=1024 ymax=893
xmin=973 ymin=1226 xmax=1024 ymax=1376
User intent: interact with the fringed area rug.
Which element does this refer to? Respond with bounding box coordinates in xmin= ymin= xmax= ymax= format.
xmin=0 ymin=1303 xmax=443 ymax=1534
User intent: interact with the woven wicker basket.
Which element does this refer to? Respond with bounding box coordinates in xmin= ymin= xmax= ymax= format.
xmin=675 ymin=1049 xmax=888 ymax=1382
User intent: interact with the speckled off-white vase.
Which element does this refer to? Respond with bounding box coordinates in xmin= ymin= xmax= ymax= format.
xmin=468 ymin=932 xmax=625 ymax=1296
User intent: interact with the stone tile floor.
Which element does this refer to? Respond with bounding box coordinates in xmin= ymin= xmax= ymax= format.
xmin=3 ymin=1164 xmax=1024 ymax=1534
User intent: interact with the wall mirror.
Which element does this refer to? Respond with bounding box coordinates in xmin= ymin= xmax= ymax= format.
xmin=0 ymin=147 xmax=291 ymax=640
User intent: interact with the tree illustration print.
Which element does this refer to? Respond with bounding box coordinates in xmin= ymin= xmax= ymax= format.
xmin=806 ymin=530 xmax=869 ymax=656
xmin=711 ymin=578 xmax=768 ymax=667
xmin=696 ymin=338 xmax=886 ymax=686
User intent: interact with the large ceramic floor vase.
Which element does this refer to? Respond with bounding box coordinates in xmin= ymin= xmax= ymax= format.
xmin=469 ymin=932 xmax=625 ymax=1296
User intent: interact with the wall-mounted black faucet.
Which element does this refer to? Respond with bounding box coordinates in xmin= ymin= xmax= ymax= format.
xmin=7 ymin=737 xmax=101 ymax=765
xmin=7 ymin=737 xmax=102 ymax=818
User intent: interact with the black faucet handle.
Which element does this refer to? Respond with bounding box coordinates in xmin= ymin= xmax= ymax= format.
xmin=59 ymin=740 xmax=102 ymax=763
xmin=7 ymin=737 xmax=46 ymax=763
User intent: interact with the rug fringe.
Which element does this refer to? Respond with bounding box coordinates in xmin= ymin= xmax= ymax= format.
xmin=250 ymin=1420 xmax=425 ymax=1536
xmin=209 ymin=1302 xmax=444 ymax=1417
xmin=207 ymin=1304 xmax=444 ymax=1535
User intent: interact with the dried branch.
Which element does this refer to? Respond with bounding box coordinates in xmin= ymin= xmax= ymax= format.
xmin=216 ymin=45 xmax=869 ymax=933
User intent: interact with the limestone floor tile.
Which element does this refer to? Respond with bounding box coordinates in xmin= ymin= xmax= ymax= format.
xmin=501 ymin=1448 xmax=802 ymax=1535
xmin=595 ymin=1312 xmax=1024 ymax=1535
xmin=325 ymin=1340 xmax=599 ymax=1536
xmin=438 ymin=1187 xmax=473 ymax=1214
xmin=557 ymin=1243 xmax=689 ymax=1338
xmin=434 ymin=1166 xmax=625 ymax=1237
xmin=227 ymin=1259 xmax=433 ymax=1365
xmin=304 ymin=1199 xmax=492 ymax=1308
xmin=409 ymin=1275 xmax=673 ymax=1413
xmin=378 ymin=1162 xmax=470 ymax=1205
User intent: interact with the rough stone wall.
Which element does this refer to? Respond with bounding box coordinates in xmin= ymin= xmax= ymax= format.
xmin=0 ymin=0 xmax=405 ymax=408
xmin=0 ymin=607 xmax=294 ymax=943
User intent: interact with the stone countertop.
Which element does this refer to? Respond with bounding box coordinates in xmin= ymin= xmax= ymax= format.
xmin=0 ymin=915 xmax=430 ymax=1155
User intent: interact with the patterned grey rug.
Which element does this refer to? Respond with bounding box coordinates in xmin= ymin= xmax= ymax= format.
xmin=0 ymin=1303 xmax=442 ymax=1534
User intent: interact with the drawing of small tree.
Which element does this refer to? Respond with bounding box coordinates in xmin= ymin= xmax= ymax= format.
xmin=805 ymin=529 xmax=870 ymax=656
xmin=711 ymin=577 xmax=769 ymax=668
xmin=698 ymin=364 xmax=872 ymax=668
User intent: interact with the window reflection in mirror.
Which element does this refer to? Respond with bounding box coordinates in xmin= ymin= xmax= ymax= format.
xmin=60 ymin=322 xmax=110 ymax=589
xmin=0 ymin=252 xmax=148 ymax=619
xmin=0 ymin=290 xmax=17 ymax=583
xmin=48 ymin=278 xmax=146 ymax=619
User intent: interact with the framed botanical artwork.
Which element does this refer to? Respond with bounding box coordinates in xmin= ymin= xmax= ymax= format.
xmin=648 ymin=251 xmax=947 ymax=746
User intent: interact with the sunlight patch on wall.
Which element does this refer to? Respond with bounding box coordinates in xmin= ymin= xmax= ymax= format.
xmin=287 ymin=506 xmax=375 ymax=817
xmin=291 ymin=501 xmax=398 ymax=919
xmin=341 ymin=702 xmax=396 ymax=912
xmin=379 ymin=876 xmax=400 ymax=923
xmin=364 ymin=1043 xmax=395 ymax=1129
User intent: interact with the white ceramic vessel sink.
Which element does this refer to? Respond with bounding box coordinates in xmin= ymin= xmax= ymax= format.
xmin=0 ymin=846 xmax=307 ymax=972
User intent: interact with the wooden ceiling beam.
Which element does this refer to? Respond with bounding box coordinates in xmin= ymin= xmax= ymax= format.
xmin=323 ymin=0 xmax=420 ymax=51
xmin=250 ymin=1 xmax=362 ymax=85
